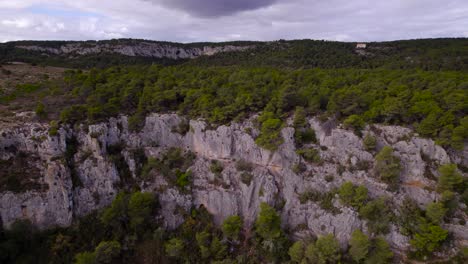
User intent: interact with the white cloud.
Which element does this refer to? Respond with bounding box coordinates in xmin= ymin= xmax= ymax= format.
xmin=1 ymin=18 xmax=32 ymax=28
xmin=0 ymin=0 xmax=467 ymax=42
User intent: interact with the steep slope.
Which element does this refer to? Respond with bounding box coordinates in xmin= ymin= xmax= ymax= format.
xmin=1 ymin=113 xmax=466 ymax=256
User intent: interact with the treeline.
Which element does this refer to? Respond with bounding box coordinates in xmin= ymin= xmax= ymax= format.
xmin=190 ymin=38 xmax=468 ymax=71
xmin=47 ymin=65 xmax=467 ymax=150
xmin=1 ymin=38 xmax=468 ymax=70
xmin=0 ymin=44 xmax=182 ymax=68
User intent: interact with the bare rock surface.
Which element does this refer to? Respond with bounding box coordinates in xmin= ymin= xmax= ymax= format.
xmin=0 ymin=113 xmax=466 ymax=252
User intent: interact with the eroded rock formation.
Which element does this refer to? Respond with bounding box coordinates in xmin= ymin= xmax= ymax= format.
xmin=0 ymin=113 xmax=466 ymax=253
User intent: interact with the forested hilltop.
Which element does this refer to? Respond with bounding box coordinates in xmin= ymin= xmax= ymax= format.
xmin=0 ymin=38 xmax=467 ymax=264
xmin=2 ymin=65 xmax=466 ymax=150
xmin=1 ymin=38 xmax=468 ymax=70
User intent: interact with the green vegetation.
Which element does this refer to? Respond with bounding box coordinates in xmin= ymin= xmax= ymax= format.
xmin=4 ymin=38 xmax=468 ymax=71
xmin=437 ymin=163 xmax=464 ymax=192
xmin=397 ymin=198 xmax=451 ymax=258
xmin=75 ymin=240 xmax=122 ymax=264
xmin=1 ymin=38 xmax=467 ymax=263
xmin=210 ymin=160 xmax=224 ymax=176
xmin=374 ymin=146 xmax=401 ymax=189
xmin=410 ymin=222 xmax=448 ymax=257
xmin=236 ymin=159 xmax=254 ymax=172
xmin=255 ymin=111 xmax=284 ymax=151
xmin=344 ymin=114 xmax=365 ymax=135
xmin=0 ymin=188 xmax=459 ymax=263
xmin=359 ymin=197 xmax=393 ymax=234
xmin=363 ymin=134 xmax=377 ymax=151
xmin=349 ymin=230 xmax=371 ymax=263
xmin=293 ymin=106 xmax=317 ymax=146
xmin=425 ymin=202 xmax=447 ymax=224
xmin=338 ymin=182 xmax=369 ymax=209
xmin=289 ymin=234 xmax=341 ymax=264
xmin=299 ymin=188 xmax=341 ymax=214
xmin=221 ymin=215 xmax=243 ymax=241
xmin=255 ymin=202 xmax=282 ymax=240
xmin=35 ymin=102 xmax=46 ymax=119
xmin=348 ymin=230 xmax=394 ymax=264
xmin=2 ymin=63 xmax=466 ymax=152
xmin=296 ymin=148 xmax=321 ymax=163
xmin=139 ymin=147 xmax=195 ymax=191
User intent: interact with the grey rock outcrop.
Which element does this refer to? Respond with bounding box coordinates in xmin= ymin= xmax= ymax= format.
xmin=16 ymin=42 xmax=253 ymax=60
xmin=0 ymin=113 xmax=466 ymax=254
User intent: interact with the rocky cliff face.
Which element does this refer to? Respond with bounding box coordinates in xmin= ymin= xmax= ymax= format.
xmin=16 ymin=42 xmax=253 ymax=59
xmin=0 ymin=113 xmax=466 ymax=253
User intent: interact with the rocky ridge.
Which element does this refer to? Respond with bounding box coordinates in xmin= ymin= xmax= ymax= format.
xmin=0 ymin=113 xmax=466 ymax=254
xmin=15 ymin=42 xmax=253 ymax=59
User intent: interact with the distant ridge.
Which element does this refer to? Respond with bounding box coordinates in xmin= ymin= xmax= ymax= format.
xmin=1 ymin=38 xmax=467 ymax=70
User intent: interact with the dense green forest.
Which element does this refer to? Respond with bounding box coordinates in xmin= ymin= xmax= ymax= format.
xmin=190 ymin=38 xmax=468 ymax=71
xmin=1 ymin=38 xmax=468 ymax=70
xmin=7 ymin=65 xmax=465 ymax=151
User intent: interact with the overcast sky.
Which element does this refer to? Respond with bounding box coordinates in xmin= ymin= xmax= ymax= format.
xmin=0 ymin=0 xmax=467 ymax=43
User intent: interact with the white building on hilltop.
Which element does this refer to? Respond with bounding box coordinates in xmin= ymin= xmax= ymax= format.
xmin=356 ymin=43 xmax=367 ymax=49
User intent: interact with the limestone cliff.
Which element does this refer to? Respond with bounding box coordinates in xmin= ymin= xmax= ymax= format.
xmin=0 ymin=113 xmax=466 ymax=255
xmin=15 ymin=42 xmax=253 ymax=59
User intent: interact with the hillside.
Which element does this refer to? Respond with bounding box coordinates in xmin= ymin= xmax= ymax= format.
xmin=0 ymin=39 xmax=467 ymax=264
xmin=1 ymin=38 xmax=468 ymax=70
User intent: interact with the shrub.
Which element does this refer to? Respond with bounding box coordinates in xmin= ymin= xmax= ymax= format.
xmin=343 ymin=114 xmax=365 ymax=134
xmin=255 ymin=202 xmax=282 ymax=240
xmin=128 ymin=192 xmax=156 ymax=232
xmin=94 ymin=241 xmax=121 ymax=264
xmin=240 ymin=172 xmax=253 ymax=186
xmin=437 ymin=163 xmax=463 ymax=192
xmin=363 ymin=134 xmax=377 ymax=151
xmin=60 ymin=105 xmax=87 ymax=124
xmin=288 ymin=241 xmax=306 ymax=263
xmin=255 ymin=112 xmax=284 ymax=151
xmin=338 ymin=182 xmax=368 ymax=209
xmin=74 ymin=252 xmax=95 ymax=264
xmin=366 ymin=237 xmax=393 ymax=264
xmin=398 ymin=198 xmax=425 ymax=236
xmin=210 ymin=160 xmax=224 ymax=176
xmin=293 ymin=106 xmax=307 ymax=128
xmin=196 ymin=231 xmax=227 ymax=260
xmin=307 ymin=234 xmax=341 ymax=264
xmin=441 ymin=191 xmax=458 ymax=216
xmin=425 ymin=202 xmax=447 ymax=224
xmin=299 ymin=189 xmax=322 ymax=204
xmin=175 ymin=170 xmax=192 ymax=188
xmin=140 ymin=157 xmax=158 ymax=179
xmin=236 ymin=159 xmax=253 ymax=172
xmin=410 ymin=223 xmax=448 ymax=257
xmin=35 ymin=102 xmax=46 ymax=119
xmin=295 ymin=128 xmax=317 ymax=146
xmin=374 ymin=146 xmax=401 ymax=189
xmin=128 ymin=113 xmax=146 ymax=132
xmin=171 ymin=118 xmax=190 ymax=135
xmin=359 ymin=197 xmax=393 ymax=234
xmin=292 ymin=162 xmax=307 ymax=174
xmin=222 ymin=215 xmax=243 ymax=240
xmin=349 ymin=230 xmax=370 ymax=263
xmin=325 ymin=175 xmax=334 ymax=182
xmin=165 ymin=238 xmax=185 ymax=258
xmin=296 ymin=148 xmax=321 ymax=163
xmin=49 ymin=121 xmax=59 ymax=136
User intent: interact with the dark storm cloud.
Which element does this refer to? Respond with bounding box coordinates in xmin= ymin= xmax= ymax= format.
xmin=155 ymin=0 xmax=278 ymax=17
